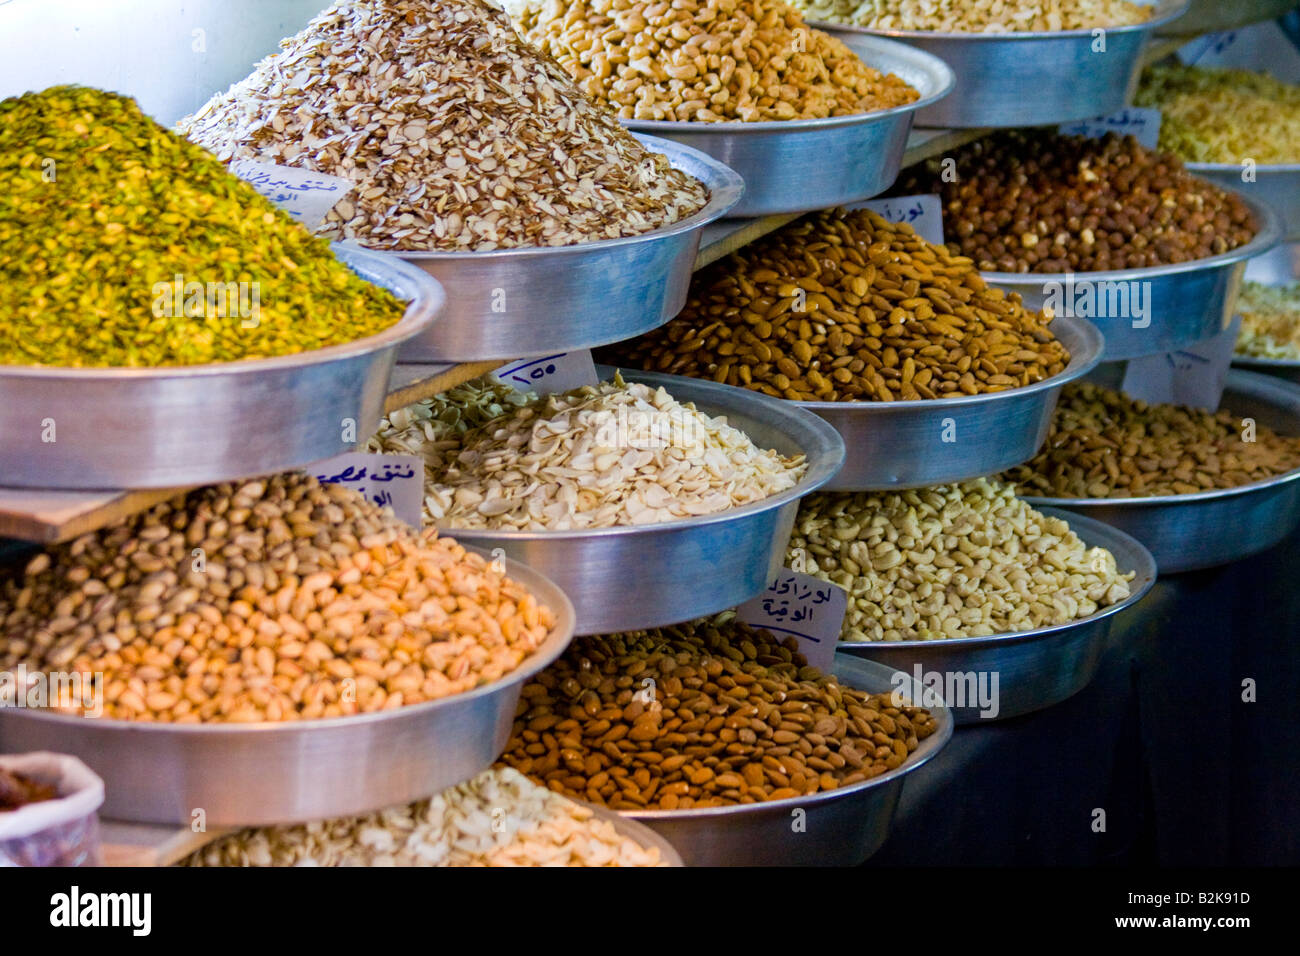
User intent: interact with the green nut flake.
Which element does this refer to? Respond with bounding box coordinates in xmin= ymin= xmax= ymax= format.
xmin=0 ymin=86 xmax=407 ymax=368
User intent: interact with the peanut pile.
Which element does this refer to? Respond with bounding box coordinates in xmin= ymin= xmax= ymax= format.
xmin=0 ymin=474 xmax=556 ymax=722
xmin=600 ymin=208 xmax=1068 ymax=401
xmin=182 ymin=768 xmax=667 ymax=867
xmin=1002 ymin=383 xmax=1300 ymax=497
xmin=789 ymin=479 xmax=1135 ymax=642
xmin=505 ymin=0 xmax=919 ymax=121
xmin=368 ymin=375 xmax=807 ymax=530
xmin=180 ymin=0 xmax=708 ymax=251
xmin=894 ymin=130 xmax=1258 ymax=273
xmin=500 ymin=617 xmax=938 ymax=809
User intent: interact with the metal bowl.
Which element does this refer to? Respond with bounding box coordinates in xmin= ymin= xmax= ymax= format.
xmin=588 ymin=805 xmax=684 ymax=867
xmin=1232 ymin=240 xmax=1300 ymax=384
xmin=1157 ymin=0 xmax=1298 ymax=34
xmin=0 ymin=554 xmax=576 ymax=826
xmin=440 ymin=368 xmax=845 ymax=635
xmin=981 ymin=193 xmax=1283 ymax=361
xmin=837 ymin=509 xmax=1157 ymax=724
xmin=390 ymin=135 xmax=742 ymax=363
xmin=0 ymin=246 xmax=443 ymax=490
xmin=813 ymin=0 xmax=1189 ymax=128
xmin=1023 ymin=371 xmax=1300 ymax=574
xmin=620 ymin=656 xmax=953 ymax=866
xmin=623 ymin=37 xmax=954 ymax=217
xmin=795 ymin=314 xmax=1102 ymax=491
xmin=1189 ymin=163 xmax=1300 ymax=241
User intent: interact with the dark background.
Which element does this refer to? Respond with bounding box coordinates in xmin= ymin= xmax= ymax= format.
xmin=874 ymin=527 xmax=1299 ymax=865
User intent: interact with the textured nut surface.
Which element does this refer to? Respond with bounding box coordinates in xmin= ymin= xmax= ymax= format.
xmin=1002 ymin=383 xmax=1300 ymax=497
xmin=601 ymin=207 xmax=1068 ymax=401
xmin=500 ymin=616 xmax=938 ymax=808
xmin=0 ymin=473 xmax=556 ymax=722
xmin=792 ymin=0 xmax=1153 ymax=32
xmin=368 ymin=375 xmax=807 ymax=530
xmin=506 ymin=0 xmax=919 ymax=122
xmin=1235 ymin=282 xmax=1300 ymax=361
xmin=179 ymin=0 xmax=708 ymax=250
xmin=788 ymin=478 xmax=1134 ymax=641
xmin=182 ymin=767 xmax=666 ymax=867
xmin=894 ymin=130 xmax=1258 ymax=273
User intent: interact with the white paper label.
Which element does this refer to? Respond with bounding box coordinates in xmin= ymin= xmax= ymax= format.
xmin=1178 ymin=30 xmax=1238 ymax=66
xmin=1120 ymin=315 xmax=1242 ymax=412
xmin=1060 ymin=108 xmax=1163 ymax=151
xmin=856 ymin=194 xmax=945 ymax=246
xmin=230 ymin=159 xmax=355 ymax=230
xmin=491 ymin=351 xmax=599 ymax=395
xmin=312 ymin=453 xmax=424 ymax=528
xmin=735 ymin=570 xmax=847 ymax=672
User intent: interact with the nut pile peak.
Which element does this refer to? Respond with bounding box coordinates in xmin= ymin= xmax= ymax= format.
xmin=179 ymin=0 xmax=709 ymax=251
xmin=505 ymin=0 xmax=919 ymax=121
xmin=600 ymin=207 xmax=1068 ymax=401
xmin=0 ymin=86 xmax=406 ymax=368
xmin=0 ymin=473 xmax=557 ymax=723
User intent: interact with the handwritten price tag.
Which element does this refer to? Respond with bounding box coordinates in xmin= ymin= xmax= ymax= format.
xmin=312 ymin=453 xmax=424 ymax=528
xmin=491 ymin=350 xmax=599 ymax=395
xmin=855 ymin=194 xmax=945 ymax=245
xmin=736 ymin=570 xmax=847 ymax=672
xmin=230 ymin=159 xmax=355 ymax=230
xmin=1120 ymin=315 xmax=1241 ymax=412
xmin=1178 ymin=30 xmax=1238 ymax=66
xmin=1060 ymin=108 xmax=1162 ymax=151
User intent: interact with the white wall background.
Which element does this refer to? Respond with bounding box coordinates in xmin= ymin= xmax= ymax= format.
xmin=0 ymin=0 xmax=331 ymax=124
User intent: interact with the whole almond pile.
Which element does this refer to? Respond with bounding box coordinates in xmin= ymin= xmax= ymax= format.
xmin=180 ymin=0 xmax=709 ymax=250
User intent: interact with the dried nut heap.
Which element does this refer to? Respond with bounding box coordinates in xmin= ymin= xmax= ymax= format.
xmin=180 ymin=0 xmax=708 ymax=251
xmin=500 ymin=617 xmax=938 ymax=809
xmin=789 ymin=479 xmax=1135 ymax=642
xmin=0 ymin=474 xmax=556 ymax=723
xmin=368 ymin=375 xmax=807 ymax=530
xmin=1235 ymin=282 xmax=1300 ymax=361
xmin=600 ymin=208 xmax=1068 ymax=401
xmin=0 ymin=770 xmax=57 ymax=810
xmin=1002 ymin=383 xmax=1300 ymax=497
xmin=182 ymin=768 xmax=666 ymax=867
xmin=0 ymin=86 xmax=405 ymax=368
xmin=505 ymin=0 xmax=919 ymax=122
xmin=894 ymin=130 xmax=1258 ymax=273
xmin=791 ymin=0 xmax=1153 ymax=32
xmin=1136 ymin=64 xmax=1300 ymax=165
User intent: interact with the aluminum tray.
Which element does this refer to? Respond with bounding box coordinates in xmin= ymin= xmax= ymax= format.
xmin=1232 ymin=240 xmax=1300 ymax=385
xmin=982 ymin=193 xmax=1282 ymax=361
xmin=1189 ymin=163 xmax=1300 ymax=241
xmin=589 ymin=805 xmax=684 ymax=867
xmin=837 ymin=509 xmax=1157 ymax=724
xmin=1157 ymin=0 xmax=1298 ymax=34
xmin=796 ymin=314 xmax=1101 ymax=491
xmin=621 ymin=656 xmax=952 ymax=866
xmin=814 ymin=1 xmax=1188 ymax=128
xmin=390 ymin=135 xmax=742 ymax=363
xmin=441 ymin=368 xmax=845 ymax=635
xmin=0 ymin=246 xmax=443 ymax=490
xmin=1023 ymin=371 xmax=1300 ymax=574
xmin=0 ymin=555 xmax=576 ymax=826
xmin=623 ymin=37 xmax=954 ymax=217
